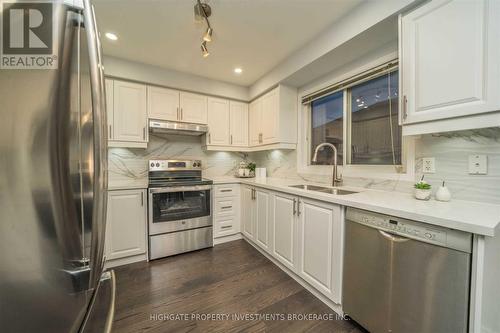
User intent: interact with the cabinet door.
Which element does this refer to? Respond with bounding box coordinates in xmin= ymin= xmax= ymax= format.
xmin=272 ymin=192 xmax=297 ymax=271
xmin=105 ymin=78 xmax=114 ymax=140
xmin=298 ymin=199 xmax=342 ymax=303
xmin=248 ymin=99 xmax=262 ymax=146
xmin=229 ymin=101 xmax=249 ymax=147
xmin=207 ymin=97 xmax=230 ymax=145
xmin=261 ymin=89 xmax=279 ymax=144
xmin=147 ymin=86 xmax=179 ymax=121
xmin=401 ymin=0 xmax=500 ymax=124
xmin=113 ymin=80 xmax=147 ymax=142
xmin=255 ymin=189 xmax=270 ymax=251
xmin=105 ymin=189 xmax=147 ymax=260
xmin=241 ymin=186 xmax=255 ymax=239
xmin=180 ymin=92 xmax=208 ymax=124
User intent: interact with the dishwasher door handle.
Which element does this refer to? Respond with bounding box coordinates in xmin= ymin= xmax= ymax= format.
xmin=378 ymin=230 xmax=410 ymax=243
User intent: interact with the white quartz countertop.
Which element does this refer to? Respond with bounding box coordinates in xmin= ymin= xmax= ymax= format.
xmin=209 ymin=177 xmax=500 ymax=237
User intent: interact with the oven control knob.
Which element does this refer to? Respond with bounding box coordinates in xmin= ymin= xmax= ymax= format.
xmin=156 ymin=163 xmax=160 ymax=167
xmin=150 ymin=162 xmax=154 ymax=167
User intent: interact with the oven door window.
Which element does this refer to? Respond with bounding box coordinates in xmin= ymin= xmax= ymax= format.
xmin=152 ymin=190 xmax=210 ymax=223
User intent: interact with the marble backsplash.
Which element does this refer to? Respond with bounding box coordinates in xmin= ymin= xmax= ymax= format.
xmin=108 ymin=134 xmax=246 ymax=189
xmin=109 ymin=128 xmax=500 ymax=204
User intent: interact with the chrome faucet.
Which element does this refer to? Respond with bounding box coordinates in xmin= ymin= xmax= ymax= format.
xmin=312 ymin=143 xmax=343 ymax=187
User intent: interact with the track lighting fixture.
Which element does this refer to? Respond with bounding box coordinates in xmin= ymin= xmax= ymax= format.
xmin=201 ymin=41 xmax=210 ymax=58
xmin=195 ymin=0 xmax=213 ymax=57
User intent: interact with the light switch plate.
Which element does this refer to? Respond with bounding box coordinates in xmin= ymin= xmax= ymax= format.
xmin=422 ymin=157 xmax=436 ymax=173
xmin=469 ymin=155 xmax=487 ymax=175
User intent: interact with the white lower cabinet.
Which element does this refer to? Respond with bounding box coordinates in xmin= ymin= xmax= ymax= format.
xmin=272 ymin=192 xmax=298 ymax=271
xmin=241 ymin=185 xmax=255 ymax=240
xmin=105 ymin=189 xmax=147 ymax=262
xmin=241 ymin=185 xmax=344 ymax=304
xmin=213 ymin=184 xmax=240 ymax=239
xmin=255 ymin=189 xmax=271 ymax=251
xmin=297 ymin=198 xmax=343 ymax=304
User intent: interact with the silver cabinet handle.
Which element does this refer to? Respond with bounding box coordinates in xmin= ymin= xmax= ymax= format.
xmin=208 ymin=133 xmax=211 ymax=144
xmin=109 ymin=124 xmax=112 ymax=139
xmin=220 ymin=189 xmax=232 ymax=193
xmin=402 ymin=95 xmax=408 ymax=122
xmin=141 ymin=192 xmax=144 ymax=206
xmin=221 ymin=206 xmax=232 ymax=209
xmin=83 ymin=0 xmax=108 ymax=289
xmin=259 ymin=133 xmax=262 ymax=143
xmin=180 ymin=107 xmax=183 ymax=120
xmin=230 ymin=135 xmax=233 ymax=145
xmin=143 ymin=127 xmax=146 ymax=140
xmin=292 ymin=198 xmax=297 ymax=215
xmin=297 ymin=200 xmax=301 ymax=216
xmin=221 ymin=225 xmax=233 ymax=229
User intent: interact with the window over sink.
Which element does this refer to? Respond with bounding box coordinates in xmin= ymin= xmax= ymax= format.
xmin=309 ymin=66 xmax=402 ymax=168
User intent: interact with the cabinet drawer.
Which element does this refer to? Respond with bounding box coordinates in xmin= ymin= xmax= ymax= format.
xmin=214 ymin=184 xmax=239 ymax=198
xmin=214 ymin=216 xmax=238 ymax=237
xmin=215 ymin=197 xmax=238 ymax=216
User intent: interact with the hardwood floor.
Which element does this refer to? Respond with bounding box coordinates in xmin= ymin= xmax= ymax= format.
xmin=112 ymin=240 xmax=365 ymax=333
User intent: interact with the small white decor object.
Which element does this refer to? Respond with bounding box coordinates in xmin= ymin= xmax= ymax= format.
xmin=255 ymin=167 xmax=267 ymax=179
xmin=414 ymin=177 xmax=432 ymax=201
xmin=435 ymin=181 xmax=451 ymax=202
xmin=235 ymin=161 xmax=255 ymax=178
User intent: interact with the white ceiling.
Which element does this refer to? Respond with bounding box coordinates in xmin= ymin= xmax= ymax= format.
xmin=93 ymin=0 xmax=363 ymax=86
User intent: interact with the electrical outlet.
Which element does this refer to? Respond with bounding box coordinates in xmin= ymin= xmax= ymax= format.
xmin=422 ymin=157 xmax=436 ymax=173
xmin=469 ymin=155 xmax=487 ymax=175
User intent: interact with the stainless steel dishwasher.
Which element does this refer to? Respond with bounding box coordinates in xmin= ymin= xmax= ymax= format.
xmin=343 ymin=208 xmax=472 ymax=333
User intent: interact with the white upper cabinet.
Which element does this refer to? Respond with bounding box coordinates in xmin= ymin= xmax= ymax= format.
xmin=229 ymin=101 xmax=249 ymax=147
xmin=147 ymin=86 xmax=180 ymax=121
xmin=105 ymin=78 xmax=114 ymax=141
xmin=248 ymin=85 xmax=297 ymax=149
xmin=249 ymin=98 xmax=263 ymax=146
xmin=207 ymin=97 xmax=230 ymax=146
xmin=179 ymin=92 xmax=208 ymax=124
xmin=105 ymin=189 xmax=147 ymax=261
xmin=110 ymin=79 xmax=148 ymax=147
xmin=401 ymin=0 xmax=500 ymax=134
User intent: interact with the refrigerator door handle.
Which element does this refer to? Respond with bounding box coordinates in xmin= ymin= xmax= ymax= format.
xmin=83 ymin=0 xmax=108 ymax=289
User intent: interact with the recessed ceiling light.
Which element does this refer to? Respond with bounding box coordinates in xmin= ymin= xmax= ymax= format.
xmin=105 ymin=32 xmax=118 ymax=41
xmin=234 ymin=68 xmax=243 ymax=74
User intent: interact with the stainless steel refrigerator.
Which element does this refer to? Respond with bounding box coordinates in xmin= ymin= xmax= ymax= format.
xmin=0 ymin=0 xmax=113 ymax=332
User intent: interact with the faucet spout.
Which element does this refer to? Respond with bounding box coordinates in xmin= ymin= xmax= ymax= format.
xmin=312 ymin=143 xmax=343 ymax=187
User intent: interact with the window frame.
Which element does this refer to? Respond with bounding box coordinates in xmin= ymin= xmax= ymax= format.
xmin=298 ymin=59 xmax=415 ymax=182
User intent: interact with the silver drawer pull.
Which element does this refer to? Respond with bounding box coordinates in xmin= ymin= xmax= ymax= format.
xmin=221 ymin=206 xmax=232 ymax=209
xmin=220 ymin=189 xmax=232 ymax=192
xmin=221 ymin=225 xmax=232 ymax=229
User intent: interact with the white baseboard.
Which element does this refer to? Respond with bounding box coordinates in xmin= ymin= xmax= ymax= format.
xmin=104 ymin=253 xmax=147 ymax=269
xmin=214 ymin=233 xmax=243 ymax=245
xmin=241 ymin=235 xmax=343 ymax=316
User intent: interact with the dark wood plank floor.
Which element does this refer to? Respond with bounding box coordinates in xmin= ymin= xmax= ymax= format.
xmin=112 ymin=239 xmax=365 ymax=333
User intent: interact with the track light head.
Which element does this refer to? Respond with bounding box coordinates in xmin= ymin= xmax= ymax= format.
xmin=203 ymin=27 xmax=213 ymax=42
xmin=201 ymin=41 xmax=210 ymax=58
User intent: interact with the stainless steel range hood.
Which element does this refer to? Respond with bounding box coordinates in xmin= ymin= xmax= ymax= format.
xmin=149 ymin=119 xmax=208 ymax=136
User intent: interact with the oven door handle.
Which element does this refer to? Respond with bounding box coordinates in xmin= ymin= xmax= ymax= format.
xmin=149 ymin=185 xmax=212 ymax=194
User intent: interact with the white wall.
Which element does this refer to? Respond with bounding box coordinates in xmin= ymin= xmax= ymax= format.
xmin=249 ymin=0 xmax=417 ymax=99
xmin=103 ymin=56 xmax=249 ymax=101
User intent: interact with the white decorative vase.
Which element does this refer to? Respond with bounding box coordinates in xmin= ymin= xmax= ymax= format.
xmin=435 ymin=186 xmax=451 ymax=202
xmin=415 ymin=189 xmax=432 ymax=201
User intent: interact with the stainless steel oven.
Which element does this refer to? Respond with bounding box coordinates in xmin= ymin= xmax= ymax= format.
xmin=147 ymin=160 xmax=213 ymax=260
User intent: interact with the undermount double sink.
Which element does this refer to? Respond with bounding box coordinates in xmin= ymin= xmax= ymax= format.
xmin=289 ymin=184 xmax=358 ymax=195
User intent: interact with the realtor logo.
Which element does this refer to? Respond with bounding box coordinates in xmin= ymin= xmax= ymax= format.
xmin=1 ymin=1 xmax=58 ymax=69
